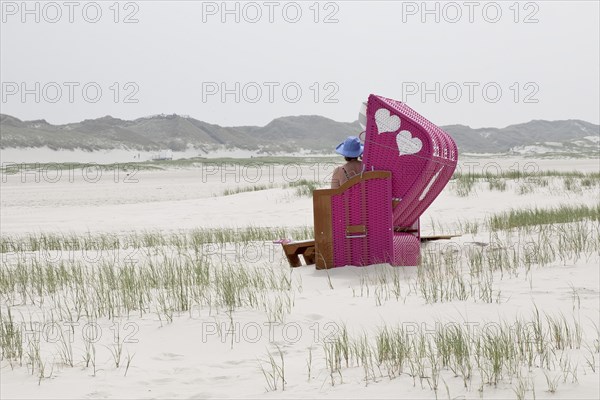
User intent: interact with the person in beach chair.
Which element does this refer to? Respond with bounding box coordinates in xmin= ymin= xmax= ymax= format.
xmin=331 ymin=136 xmax=365 ymax=189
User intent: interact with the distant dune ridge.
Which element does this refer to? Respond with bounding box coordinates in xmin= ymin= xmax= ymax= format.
xmin=1 ymin=113 xmax=598 ymax=155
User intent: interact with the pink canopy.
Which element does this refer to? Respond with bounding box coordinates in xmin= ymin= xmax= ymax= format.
xmin=313 ymin=94 xmax=458 ymax=268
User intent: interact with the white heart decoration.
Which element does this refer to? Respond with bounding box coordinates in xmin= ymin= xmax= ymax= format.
xmin=396 ymin=130 xmax=422 ymax=156
xmin=375 ymin=108 xmax=401 ymax=134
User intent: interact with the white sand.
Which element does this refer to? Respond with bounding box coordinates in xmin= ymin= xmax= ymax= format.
xmin=1 ymin=156 xmax=599 ymax=399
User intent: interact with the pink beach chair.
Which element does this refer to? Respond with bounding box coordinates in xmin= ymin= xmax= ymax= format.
xmin=312 ymin=94 xmax=458 ymax=269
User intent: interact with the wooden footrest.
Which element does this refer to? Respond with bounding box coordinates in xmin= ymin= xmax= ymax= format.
xmin=281 ymin=240 xmax=315 ymax=267
xmin=420 ymin=234 xmax=461 ymax=242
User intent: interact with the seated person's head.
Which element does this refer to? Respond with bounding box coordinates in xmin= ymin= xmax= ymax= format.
xmin=335 ymin=136 xmax=364 ymax=160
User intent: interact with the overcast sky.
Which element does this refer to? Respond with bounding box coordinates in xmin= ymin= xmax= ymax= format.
xmin=1 ymin=1 xmax=599 ymax=128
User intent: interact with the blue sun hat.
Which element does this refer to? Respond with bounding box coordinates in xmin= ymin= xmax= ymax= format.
xmin=335 ymin=136 xmax=364 ymax=158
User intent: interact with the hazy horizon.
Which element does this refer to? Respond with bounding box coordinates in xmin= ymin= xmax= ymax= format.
xmin=2 ymin=1 xmax=599 ymax=129
xmin=1 ymin=108 xmax=599 ymax=129
xmin=2 ymin=108 xmax=600 ymax=132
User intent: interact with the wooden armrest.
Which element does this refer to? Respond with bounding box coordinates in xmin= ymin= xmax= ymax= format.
xmin=313 ymin=171 xmax=392 ymax=197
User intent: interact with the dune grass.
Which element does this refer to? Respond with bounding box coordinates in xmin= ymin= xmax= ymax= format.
xmin=488 ymin=203 xmax=600 ymax=231
xmin=0 ymin=251 xmax=294 ymax=324
xmin=218 ymin=179 xmax=323 ymax=197
xmin=452 ymin=170 xmax=600 ymax=181
xmin=0 ymin=156 xmax=340 ymax=174
xmin=0 ymin=226 xmax=313 ymax=254
xmin=286 ymin=179 xmax=322 ymax=197
xmin=221 ymin=184 xmax=278 ymax=196
xmin=451 ymin=170 xmax=599 ymax=197
xmin=321 ymin=311 xmax=594 ymax=394
xmin=352 ymin=217 xmax=599 ymax=306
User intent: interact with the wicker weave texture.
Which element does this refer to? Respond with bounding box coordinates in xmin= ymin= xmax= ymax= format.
xmin=391 ymin=232 xmax=421 ymax=266
xmin=330 ymin=176 xmax=393 ymax=267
